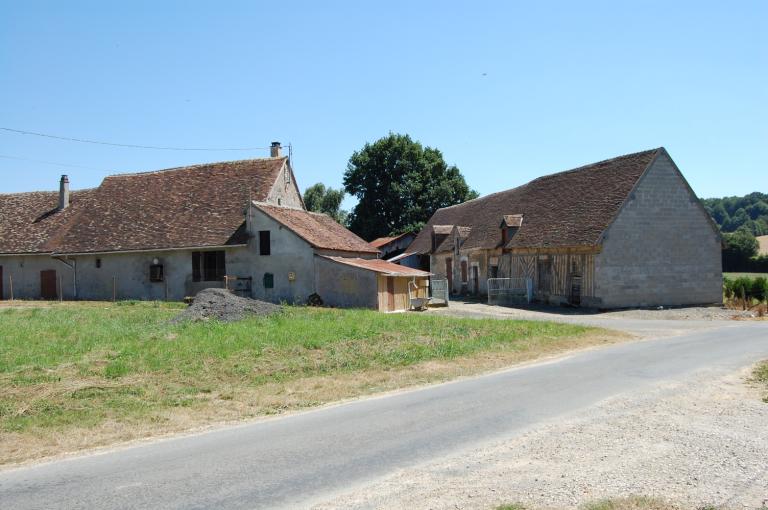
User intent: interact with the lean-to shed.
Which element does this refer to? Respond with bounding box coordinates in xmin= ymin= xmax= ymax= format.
xmin=315 ymin=256 xmax=431 ymax=311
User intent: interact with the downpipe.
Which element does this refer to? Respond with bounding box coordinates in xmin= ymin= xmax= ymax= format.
xmin=53 ymin=256 xmax=77 ymax=299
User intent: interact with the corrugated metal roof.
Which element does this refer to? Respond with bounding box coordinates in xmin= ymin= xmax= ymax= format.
xmin=319 ymin=256 xmax=431 ymax=276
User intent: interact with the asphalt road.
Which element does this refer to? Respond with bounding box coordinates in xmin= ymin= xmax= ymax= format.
xmin=1 ymin=321 xmax=766 ymax=510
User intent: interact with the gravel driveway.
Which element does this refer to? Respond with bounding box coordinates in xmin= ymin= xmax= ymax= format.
xmin=431 ymin=301 xmax=759 ymax=338
xmin=312 ymin=365 xmax=768 ymax=509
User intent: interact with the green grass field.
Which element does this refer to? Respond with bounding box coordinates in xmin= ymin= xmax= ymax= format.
xmin=724 ymin=272 xmax=768 ymax=279
xmin=0 ymin=301 xmax=615 ymax=465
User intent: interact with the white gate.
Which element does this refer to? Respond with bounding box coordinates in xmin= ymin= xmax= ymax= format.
xmin=487 ymin=277 xmax=533 ymax=305
xmin=430 ymin=278 xmax=449 ymax=306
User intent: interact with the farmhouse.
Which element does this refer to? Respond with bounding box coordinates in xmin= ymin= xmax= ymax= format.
xmin=0 ymin=143 xmax=389 ymax=306
xmin=409 ymin=148 xmax=723 ymax=308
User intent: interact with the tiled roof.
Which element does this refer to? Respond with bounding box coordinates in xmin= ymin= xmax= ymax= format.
xmin=319 ymin=256 xmax=431 ymax=276
xmin=410 ymin=148 xmax=661 ymax=253
xmin=369 ymin=231 xmax=415 ymax=248
xmin=0 ymin=189 xmax=98 ymax=254
xmin=370 ymin=236 xmax=397 ymax=248
xmin=51 ymin=158 xmax=287 ymax=253
xmin=254 ymin=203 xmax=379 ymax=254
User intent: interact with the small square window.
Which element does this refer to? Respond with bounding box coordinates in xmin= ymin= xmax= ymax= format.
xmin=149 ymin=264 xmax=164 ymax=282
xmin=263 ymin=272 xmax=274 ymax=289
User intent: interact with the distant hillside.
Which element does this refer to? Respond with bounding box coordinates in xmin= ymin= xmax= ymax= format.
xmin=701 ymin=192 xmax=768 ymax=235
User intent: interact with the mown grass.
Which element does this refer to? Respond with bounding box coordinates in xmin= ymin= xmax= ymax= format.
xmin=0 ymin=301 xmax=615 ymax=464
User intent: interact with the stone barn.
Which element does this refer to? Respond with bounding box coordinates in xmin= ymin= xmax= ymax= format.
xmin=408 ymin=148 xmax=722 ymax=308
xmin=0 ymin=144 xmax=380 ymax=304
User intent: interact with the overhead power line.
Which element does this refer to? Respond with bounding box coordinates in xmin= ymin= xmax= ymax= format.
xmin=0 ymin=153 xmax=103 ymax=171
xmin=0 ymin=127 xmax=272 ymax=151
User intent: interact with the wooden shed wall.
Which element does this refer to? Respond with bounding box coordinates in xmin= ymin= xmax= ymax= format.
xmin=376 ymin=275 xmax=429 ymax=312
xmin=499 ymin=253 xmax=596 ymax=299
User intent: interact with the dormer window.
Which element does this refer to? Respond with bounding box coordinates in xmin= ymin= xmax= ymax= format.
xmin=500 ymin=214 xmax=523 ymax=246
xmin=431 ymin=225 xmax=453 ymax=252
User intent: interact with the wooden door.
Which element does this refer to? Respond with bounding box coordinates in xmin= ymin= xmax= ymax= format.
xmin=536 ymin=257 xmax=552 ymax=295
xmin=445 ymin=258 xmax=453 ymax=294
xmin=461 ymin=261 xmax=468 ymax=283
xmin=41 ymin=270 xmax=57 ymax=300
xmin=386 ymin=277 xmax=395 ymax=311
xmin=0 ymin=266 xmax=3 ymax=300
xmin=472 ymin=266 xmax=479 ymax=294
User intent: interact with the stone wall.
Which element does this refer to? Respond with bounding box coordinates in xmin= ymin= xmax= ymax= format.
xmin=595 ymin=152 xmax=722 ymax=308
xmin=314 ymin=257 xmax=378 ymax=309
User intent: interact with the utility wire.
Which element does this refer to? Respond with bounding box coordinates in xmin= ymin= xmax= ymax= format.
xmin=0 ymin=154 xmax=103 ymax=171
xmin=0 ymin=127 xmax=272 ymax=151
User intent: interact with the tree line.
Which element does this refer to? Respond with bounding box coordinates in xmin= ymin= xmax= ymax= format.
xmin=702 ymin=193 xmax=768 ymax=272
xmin=701 ymin=192 xmax=768 ymax=236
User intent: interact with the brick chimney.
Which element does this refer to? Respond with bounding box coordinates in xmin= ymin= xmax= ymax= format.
xmin=270 ymin=141 xmax=282 ymax=158
xmin=58 ymin=175 xmax=70 ymax=210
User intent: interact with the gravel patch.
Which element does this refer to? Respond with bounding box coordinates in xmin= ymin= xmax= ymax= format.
xmin=171 ymin=288 xmax=281 ymax=323
xmin=312 ymin=367 xmax=768 ymax=509
xmin=442 ymin=301 xmax=757 ymax=322
xmin=601 ymin=306 xmax=757 ymax=321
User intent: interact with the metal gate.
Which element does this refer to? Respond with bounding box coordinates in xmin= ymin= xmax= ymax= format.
xmin=430 ymin=278 xmax=449 ymax=306
xmin=487 ymin=277 xmax=533 ymax=305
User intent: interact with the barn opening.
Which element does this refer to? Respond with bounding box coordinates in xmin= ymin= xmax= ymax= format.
xmin=192 ymin=251 xmax=226 ymax=282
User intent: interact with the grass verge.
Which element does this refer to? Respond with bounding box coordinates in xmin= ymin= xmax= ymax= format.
xmin=0 ymin=301 xmax=624 ymax=466
xmin=752 ymin=360 xmax=768 ymax=403
xmin=497 ymin=496 xmax=685 ymax=510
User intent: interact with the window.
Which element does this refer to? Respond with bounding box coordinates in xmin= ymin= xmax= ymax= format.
xmin=502 ymin=227 xmax=518 ymax=245
xmin=259 ymin=230 xmax=271 ymax=255
xmin=192 ymin=250 xmax=226 ymax=282
xmin=263 ymin=272 xmax=274 ymax=289
xmin=149 ymin=264 xmax=164 ymax=282
xmin=95 ymin=258 xmax=101 ymax=269
xmin=489 ymin=265 xmax=499 ymax=279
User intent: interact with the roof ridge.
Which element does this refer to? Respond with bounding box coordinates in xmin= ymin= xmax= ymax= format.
xmin=526 ymin=148 xmax=660 ymax=185
xmin=107 ymin=156 xmax=287 ymax=178
xmin=437 ymin=148 xmax=660 ymax=212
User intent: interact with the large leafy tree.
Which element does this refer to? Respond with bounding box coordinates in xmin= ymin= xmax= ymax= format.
xmin=343 ymin=133 xmax=478 ymax=240
xmin=302 ymin=183 xmax=348 ymax=224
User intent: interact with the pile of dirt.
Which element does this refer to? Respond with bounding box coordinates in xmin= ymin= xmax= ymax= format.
xmin=172 ymin=288 xmax=281 ymax=323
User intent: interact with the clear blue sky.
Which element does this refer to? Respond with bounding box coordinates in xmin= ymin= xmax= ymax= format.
xmin=1 ymin=1 xmax=765 ymax=208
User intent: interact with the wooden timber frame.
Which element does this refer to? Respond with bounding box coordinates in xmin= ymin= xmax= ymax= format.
xmin=498 ymin=246 xmax=600 ymax=305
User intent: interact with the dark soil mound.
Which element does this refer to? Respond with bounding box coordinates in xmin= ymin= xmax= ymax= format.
xmin=172 ymin=288 xmax=281 ymax=323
